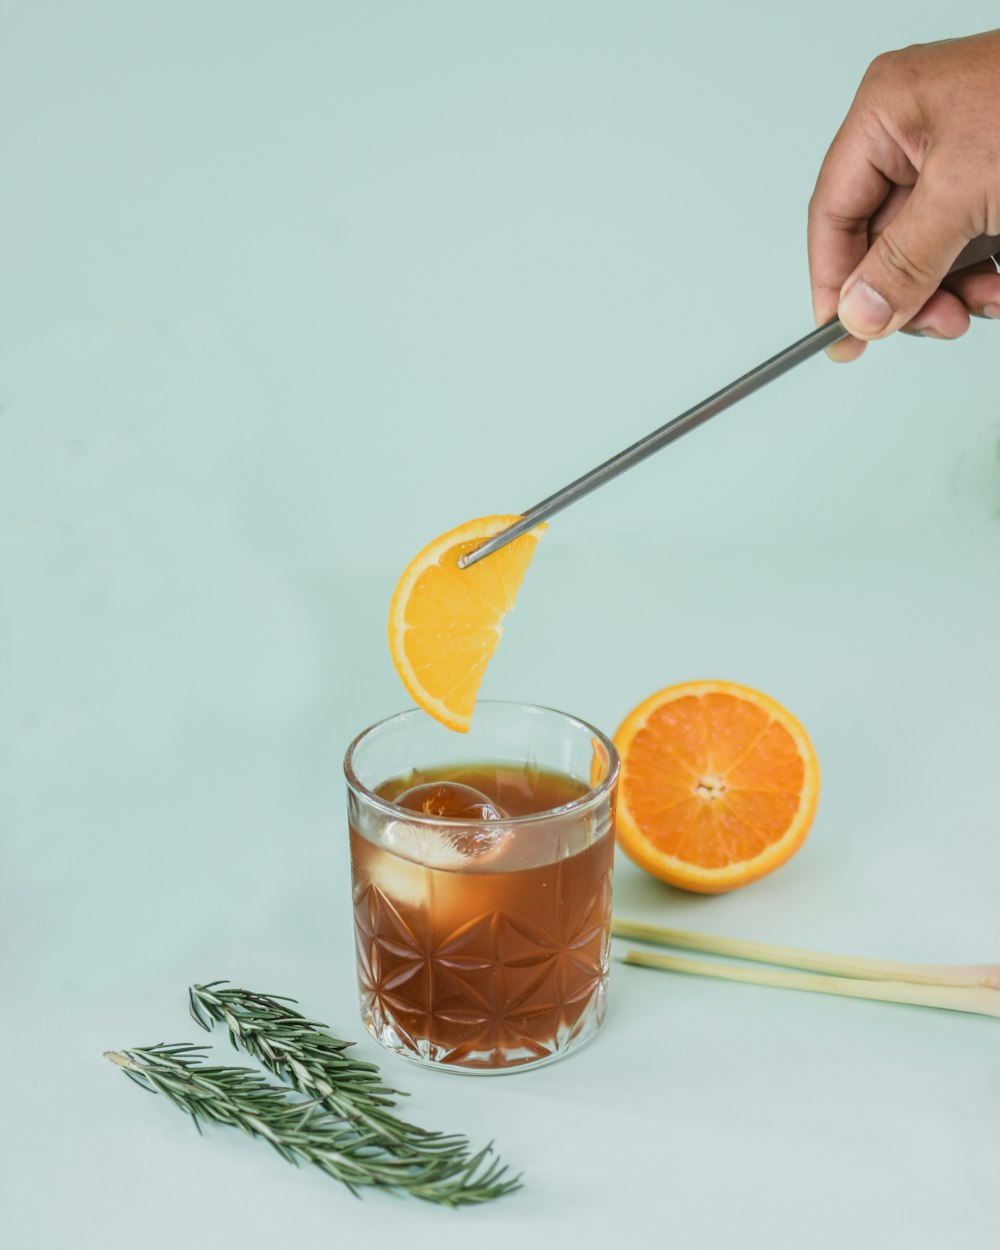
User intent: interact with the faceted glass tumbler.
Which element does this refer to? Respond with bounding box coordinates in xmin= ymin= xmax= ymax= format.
xmin=344 ymin=702 xmax=619 ymax=1074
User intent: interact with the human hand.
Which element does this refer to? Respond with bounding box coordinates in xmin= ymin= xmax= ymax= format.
xmin=809 ymin=29 xmax=1000 ymax=362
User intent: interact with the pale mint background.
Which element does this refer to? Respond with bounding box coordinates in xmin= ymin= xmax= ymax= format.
xmin=2 ymin=3 xmax=999 ymax=1247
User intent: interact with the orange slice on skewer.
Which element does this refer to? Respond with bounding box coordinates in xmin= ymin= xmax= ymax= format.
xmin=388 ymin=515 xmax=546 ymax=733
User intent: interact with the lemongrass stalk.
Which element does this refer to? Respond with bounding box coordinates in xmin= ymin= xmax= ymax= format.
xmin=611 ymin=919 xmax=1000 ymax=989
xmin=623 ymin=951 xmax=1000 ymax=1019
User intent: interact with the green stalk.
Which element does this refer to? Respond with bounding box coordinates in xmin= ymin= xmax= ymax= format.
xmin=622 ymin=950 xmax=1000 ymax=1018
xmin=611 ymin=919 xmax=1000 ymax=989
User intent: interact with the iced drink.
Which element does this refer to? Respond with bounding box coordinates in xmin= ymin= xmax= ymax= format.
xmin=344 ymin=705 xmax=619 ymax=1073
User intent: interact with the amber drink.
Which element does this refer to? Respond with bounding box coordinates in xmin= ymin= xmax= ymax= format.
xmin=344 ymin=703 xmax=619 ymax=1073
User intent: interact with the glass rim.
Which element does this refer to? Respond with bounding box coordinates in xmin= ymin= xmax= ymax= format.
xmin=343 ymin=700 xmax=620 ymax=828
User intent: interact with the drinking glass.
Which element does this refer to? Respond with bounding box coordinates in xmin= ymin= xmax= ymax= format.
xmin=344 ymin=701 xmax=619 ymax=1074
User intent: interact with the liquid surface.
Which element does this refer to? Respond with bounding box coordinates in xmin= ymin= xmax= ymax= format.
xmin=351 ymin=761 xmax=614 ymax=1070
xmin=380 ymin=762 xmax=587 ymax=818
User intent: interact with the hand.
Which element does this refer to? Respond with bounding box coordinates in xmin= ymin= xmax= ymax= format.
xmin=809 ymin=30 xmax=1000 ymax=362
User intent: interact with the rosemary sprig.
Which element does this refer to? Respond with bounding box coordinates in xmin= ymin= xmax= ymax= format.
xmin=105 ymin=1042 xmax=519 ymax=1206
xmin=108 ymin=984 xmax=520 ymax=1206
xmin=188 ymin=981 xmax=462 ymax=1157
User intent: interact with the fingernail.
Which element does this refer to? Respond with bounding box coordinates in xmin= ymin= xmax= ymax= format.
xmin=824 ymin=340 xmax=861 ymax=363
xmin=985 ymin=303 xmax=1000 ymax=319
xmin=839 ymin=279 xmax=893 ymax=337
xmin=912 ymin=326 xmax=946 ymax=339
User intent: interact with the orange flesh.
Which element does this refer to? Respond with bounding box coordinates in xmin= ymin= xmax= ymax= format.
xmin=614 ymin=682 xmax=819 ymax=892
xmin=388 ymin=517 xmax=545 ymax=732
xmin=625 ymin=695 xmax=805 ymax=867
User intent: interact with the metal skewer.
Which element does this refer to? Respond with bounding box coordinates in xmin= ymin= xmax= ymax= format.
xmin=458 ymin=316 xmax=847 ymax=568
xmin=459 ymin=231 xmax=1000 ymax=570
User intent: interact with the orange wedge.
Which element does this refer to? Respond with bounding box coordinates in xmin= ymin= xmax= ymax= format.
xmin=614 ymin=681 xmax=819 ymax=893
xmin=388 ymin=516 xmax=546 ymax=733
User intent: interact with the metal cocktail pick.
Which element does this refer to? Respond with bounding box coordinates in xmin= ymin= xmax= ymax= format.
xmin=458 ymin=232 xmax=1000 ymax=570
xmin=457 ymin=317 xmax=847 ymax=568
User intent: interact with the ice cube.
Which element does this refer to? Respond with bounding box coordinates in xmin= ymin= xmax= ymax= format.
xmin=395 ymin=781 xmax=507 ymax=822
xmin=384 ymin=781 xmax=512 ymax=869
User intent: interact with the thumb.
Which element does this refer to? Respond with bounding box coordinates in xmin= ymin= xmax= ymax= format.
xmin=837 ymin=177 xmax=970 ymax=340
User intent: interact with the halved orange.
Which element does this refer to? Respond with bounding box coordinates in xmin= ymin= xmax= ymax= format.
xmin=614 ymin=681 xmax=819 ymax=893
xmin=388 ymin=516 xmax=546 ymax=733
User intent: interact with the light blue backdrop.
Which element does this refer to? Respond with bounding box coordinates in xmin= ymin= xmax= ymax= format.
xmin=3 ymin=4 xmax=998 ymax=1248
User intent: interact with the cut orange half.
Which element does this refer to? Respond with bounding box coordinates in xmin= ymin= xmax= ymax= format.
xmin=614 ymin=681 xmax=820 ymax=893
xmin=388 ymin=516 xmax=546 ymax=733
